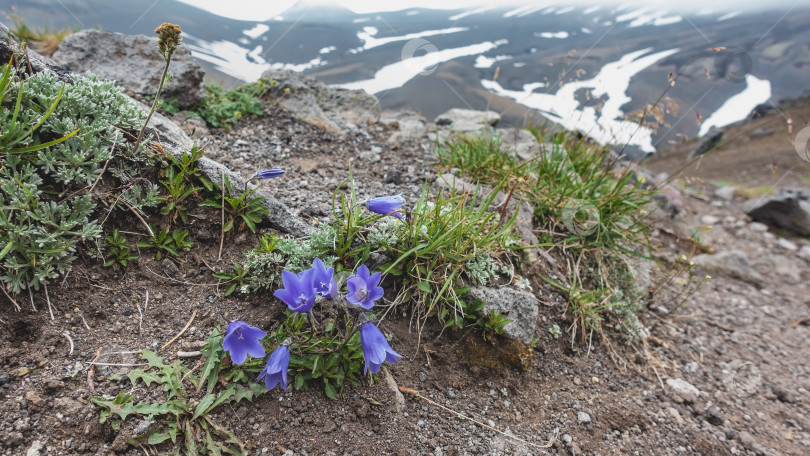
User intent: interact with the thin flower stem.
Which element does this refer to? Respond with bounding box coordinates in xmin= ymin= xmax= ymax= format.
xmin=132 ymin=49 xmax=174 ymax=154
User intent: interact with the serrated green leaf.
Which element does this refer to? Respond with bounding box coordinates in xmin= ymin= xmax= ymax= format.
xmin=417 ymin=281 xmax=431 ymax=293
xmin=199 ymin=328 xmax=224 ymax=394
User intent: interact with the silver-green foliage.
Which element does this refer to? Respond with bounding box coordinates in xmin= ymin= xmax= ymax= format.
xmin=21 ymin=72 xmax=145 ymax=185
xmin=1 ymin=69 xmax=146 ymax=295
xmin=238 ymin=224 xmax=338 ymax=294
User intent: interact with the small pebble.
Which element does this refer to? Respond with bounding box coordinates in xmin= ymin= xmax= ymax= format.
xmin=577 ymin=411 xmax=591 ymax=423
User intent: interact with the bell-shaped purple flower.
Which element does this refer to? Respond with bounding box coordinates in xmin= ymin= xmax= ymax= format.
xmin=274 ymin=269 xmax=316 ymax=313
xmin=255 ymin=168 xmax=285 ymax=179
xmin=311 ymin=258 xmax=337 ymax=299
xmin=346 ymin=265 xmax=384 ymax=309
xmin=360 ymin=322 xmax=401 ymax=375
xmin=258 ymin=345 xmax=290 ymax=391
xmin=367 ymin=194 xmax=405 ymax=218
xmin=222 ymin=321 xmax=266 ymax=365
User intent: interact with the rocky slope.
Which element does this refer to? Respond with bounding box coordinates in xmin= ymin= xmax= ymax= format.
xmin=1 ymin=26 xmax=809 ymax=456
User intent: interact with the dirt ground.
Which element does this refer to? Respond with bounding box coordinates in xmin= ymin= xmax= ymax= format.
xmin=1 ymin=98 xmax=809 ymax=456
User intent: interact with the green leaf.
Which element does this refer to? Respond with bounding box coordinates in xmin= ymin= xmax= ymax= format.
xmin=324 ymin=382 xmax=337 ymax=400
xmin=193 ymin=394 xmax=218 ymax=420
xmin=294 ymin=374 xmax=304 ymax=390
xmin=417 ymin=281 xmax=431 ymax=293
xmin=147 ymin=432 xmax=172 ymax=445
xmin=199 ymin=328 xmax=224 ymax=394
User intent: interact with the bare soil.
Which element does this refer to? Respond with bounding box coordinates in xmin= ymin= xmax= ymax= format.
xmin=1 ymin=99 xmax=809 ymax=456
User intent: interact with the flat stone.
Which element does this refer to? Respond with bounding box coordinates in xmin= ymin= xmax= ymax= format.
xmin=666 ymin=378 xmax=700 ymax=403
xmin=777 ymin=238 xmax=798 ymax=251
xmin=701 ymin=215 xmax=720 ymax=226
xmin=692 ymin=250 xmax=764 ymax=288
xmin=715 ymin=186 xmax=736 ymax=201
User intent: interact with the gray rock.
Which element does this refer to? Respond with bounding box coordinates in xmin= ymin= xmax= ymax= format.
xmin=715 ymin=186 xmax=736 ymax=201
xmin=52 ymin=29 xmax=204 ymax=109
xmin=753 ymin=255 xmax=801 ymax=284
xmin=262 ymin=69 xmax=380 ymax=134
xmin=744 ymin=188 xmax=810 ymax=236
xmin=466 ymin=286 xmax=539 ymax=344
xmin=800 ymin=245 xmax=810 ymax=263
xmin=692 ymin=250 xmax=764 ymax=288
xmin=666 ymin=378 xmax=700 ymax=403
xmin=497 ymin=128 xmax=538 ymax=161
xmin=382 ymin=110 xmax=428 ymax=145
xmin=577 ymin=411 xmax=592 ymax=423
xmin=0 ymin=373 xmax=9 ymax=386
xmin=435 ymin=108 xmax=500 ymax=132
xmin=688 ymin=128 xmax=723 ymax=159
xmin=777 ymin=238 xmax=798 ymax=251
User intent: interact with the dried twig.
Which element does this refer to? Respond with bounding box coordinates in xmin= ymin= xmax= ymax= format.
xmin=0 ymin=285 xmax=21 ymax=312
xmin=44 ymin=284 xmax=55 ymax=320
xmin=88 ymin=346 xmax=102 ymax=393
xmin=61 ymin=330 xmax=74 ymax=356
xmin=177 ymin=351 xmax=202 ymax=358
xmin=161 ymin=309 xmax=197 ymax=350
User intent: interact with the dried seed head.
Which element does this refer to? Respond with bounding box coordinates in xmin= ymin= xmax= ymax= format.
xmin=155 ymin=22 xmax=182 ymax=54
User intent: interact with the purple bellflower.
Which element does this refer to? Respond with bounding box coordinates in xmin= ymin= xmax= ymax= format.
xmin=360 ymin=322 xmax=402 ymax=375
xmin=222 ymin=321 xmax=267 ymax=365
xmin=311 ymin=258 xmax=338 ymax=299
xmin=258 ymin=345 xmax=290 ymax=391
xmin=346 ymin=265 xmax=384 ymax=309
xmin=274 ymin=269 xmax=316 ymax=313
xmin=367 ymin=194 xmax=405 ymax=219
xmin=254 ymin=168 xmax=285 ymax=179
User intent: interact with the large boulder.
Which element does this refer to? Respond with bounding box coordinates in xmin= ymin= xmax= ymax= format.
xmin=52 ymin=29 xmax=205 ymax=109
xmin=263 ymin=69 xmax=380 ymax=134
xmin=743 ymin=188 xmax=810 ymax=236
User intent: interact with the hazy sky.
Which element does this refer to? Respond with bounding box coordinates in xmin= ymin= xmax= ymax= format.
xmin=175 ymin=0 xmax=803 ymax=22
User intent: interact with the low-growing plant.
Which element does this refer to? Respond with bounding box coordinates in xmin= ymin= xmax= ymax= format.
xmin=93 ymin=329 xmax=265 ymax=454
xmin=224 ymin=257 xmax=400 ymax=399
xmin=137 ymin=226 xmax=192 ymax=260
xmin=193 ymin=79 xmax=274 ymax=129
xmin=103 ymin=229 xmax=138 ymax=267
xmin=157 ymin=144 xmax=210 ymax=224
xmin=201 ymin=175 xmax=268 ymax=233
xmin=477 ymin=309 xmax=512 ymax=341
xmin=334 ymin=176 xmax=519 ymax=330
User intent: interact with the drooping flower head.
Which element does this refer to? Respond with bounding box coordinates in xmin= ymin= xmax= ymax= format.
xmin=360 ymin=322 xmax=402 ymax=375
xmin=346 ymin=265 xmax=384 ymax=309
xmin=222 ymin=321 xmax=266 ymax=365
xmin=311 ymin=258 xmax=337 ymax=299
xmin=254 ymin=169 xmax=285 ymax=179
xmin=273 ymin=269 xmax=316 ymax=313
xmin=155 ymin=23 xmax=182 ymax=56
xmin=367 ymin=194 xmax=405 ymax=219
xmin=258 ymin=345 xmax=290 ymax=391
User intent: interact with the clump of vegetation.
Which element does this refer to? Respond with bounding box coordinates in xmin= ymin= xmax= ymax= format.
xmin=93 ymin=329 xmax=266 ymax=454
xmin=6 ymin=11 xmax=77 ymax=56
xmin=191 ymin=79 xmax=276 ymax=129
xmin=0 ymin=61 xmax=145 ymax=299
xmin=436 ymin=130 xmax=656 ymax=340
